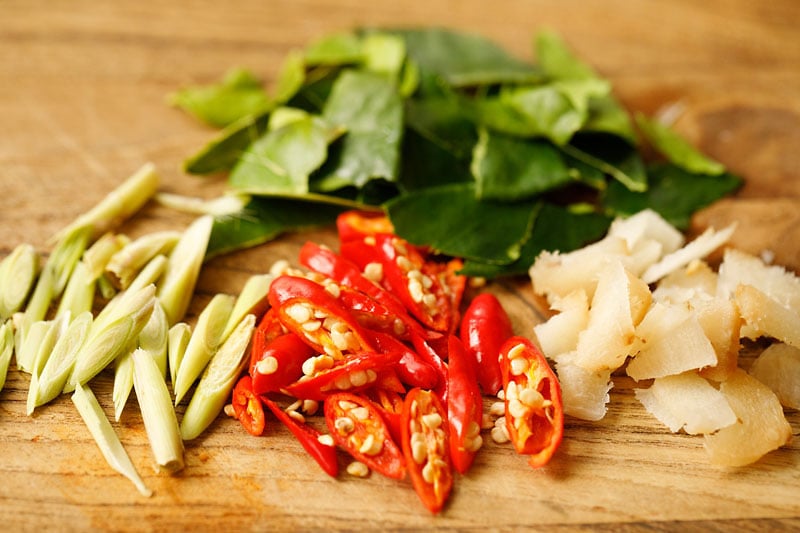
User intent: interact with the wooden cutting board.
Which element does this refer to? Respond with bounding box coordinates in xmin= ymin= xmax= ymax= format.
xmin=2 ymin=1 xmax=799 ymax=530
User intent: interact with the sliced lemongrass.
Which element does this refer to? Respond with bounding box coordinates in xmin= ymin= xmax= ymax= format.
xmin=26 ymin=312 xmax=71 ymax=414
xmin=132 ymin=348 xmax=185 ymax=473
xmin=71 ymin=382 xmax=152 ymax=497
xmin=155 ymin=192 xmax=246 ymax=217
xmin=220 ymin=273 xmax=273 ymax=342
xmin=113 ymin=349 xmax=135 ymax=422
xmin=106 ymin=231 xmax=180 ymax=290
xmin=0 ymin=243 xmax=39 ymax=319
xmin=82 ymin=233 xmax=129 ymax=282
xmin=139 ymin=301 xmax=169 ymax=378
xmin=0 ymin=321 xmax=13 ymax=392
xmin=180 ymin=314 xmax=255 ymax=441
xmin=158 ymin=215 xmax=213 ymax=326
xmin=56 ymin=261 xmax=96 ymax=319
xmin=173 ymin=293 xmax=235 ymax=405
xmin=67 ymin=284 xmax=156 ymax=391
xmin=93 ymin=256 xmax=166 ymax=330
xmin=167 ymin=322 xmax=191 ymax=389
xmin=51 ymin=162 xmax=160 ymax=245
xmin=97 ymin=274 xmax=118 ymax=300
xmin=34 ymin=311 xmax=92 ymax=407
xmin=16 ymin=319 xmax=55 ymax=374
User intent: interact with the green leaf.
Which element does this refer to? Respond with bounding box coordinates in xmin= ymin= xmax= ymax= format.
xmin=395 ymin=28 xmax=543 ymax=87
xmin=386 ymin=183 xmax=537 ymax=264
xmin=583 ymin=94 xmax=638 ymax=145
xmin=535 ymin=30 xmax=598 ymax=81
xmin=563 ymin=134 xmax=648 ymax=192
xmin=315 ymin=70 xmax=404 ymax=190
xmin=183 ymin=112 xmax=271 ymax=175
xmin=170 ymin=68 xmax=271 ymax=128
xmin=602 ymin=162 xmax=742 ymax=229
xmin=398 ymin=127 xmax=474 ymax=192
xmin=635 ymin=113 xmax=726 ymax=175
xmin=206 ymin=196 xmax=356 ymax=258
xmin=229 ymin=111 xmax=344 ymax=195
xmin=459 ymin=203 xmax=612 ymax=278
xmin=472 ymin=129 xmax=572 ymax=201
xmin=305 ymin=32 xmax=363 ymax=66
xmin=362 ymin=33 xmax=407 ymax=76
xmin=272 ymin=50 xmax=307 ymax=104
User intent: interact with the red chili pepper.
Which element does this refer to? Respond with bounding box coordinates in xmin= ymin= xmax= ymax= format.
xmin=460 ymin=293 xmax=513 ymax=395
xmin=336 ymin=210 xmax=394 ymax=242
xmin=268 ymin=275 xmax=376 ymax=360
xmin=299 ymin=241 xmax=426 ymax=340
xmin=341 ymin=234 xmax=452 ymax=333
xmin=428 ymin=257 xmax=467 ymax=335
xmin=262 ymin=396 xmax=339 ymax=477
xmin=250 ymin=332 xmax=314 ymax=395
xmin=498 ymin=336 xmax=563 ymax=468
xmin=231 ymin=376 xmax=266 ymax=436
xmin=324 ymin=392 xmax=406 ymax=480
xmin=410 ymin=333 xmax=449 ymax=403
xmin=367 ymin=330 xmax=439 ymax=390
xmin=445 ymin=336 xmax=483 ymax=475
xmin=284 ymin=350 xmax=400 ymax=401
xmin=401 ymin=388 xmax=453 ymax=514
xmin=366 ymin=388 xmax=405 ymax=444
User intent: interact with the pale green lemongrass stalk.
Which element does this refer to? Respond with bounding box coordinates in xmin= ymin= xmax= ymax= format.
xmin=132 ymin=348 xmax=185 ymax=473
xmin=167 ymin=322 xmax=191 ymax=389
xmin=26 ymin=311 xmax=70 ymax=414
xmin=0 ymin=320 xmax=13 ymax=392
xmin=82 ymin=233 xmax=129 ymax=282
xmin=220 ymin=273 xmax=273 ymax=343
xmin=173 ymin=293 xmax=235 ymax=405
xmin=180 ymin=314 xmax=255 ymax=441
xmin=34 ymin=311 xmax=92 ymax=408
xmin=66 ymin=284 xmax=156 ymax=391
xmin=139 ymin=300 xmax=169 ymax=377
xmin=158 ymin=215 xmax=213 ymax=326
xmin=113 ymin=349 xmax=135 ymax=422
xmin=96 ymin=274 xmax=118 ymax=300
xmin=106 ymin=231 xmax=180 ymax=290
xmin=155 ymin=192 xmax=246 ymax=217
xmin=15 ymin=319 xmax=55 ymax=374
xmin=51 ymin=162 xmax=160 ymax=245
xmin=0 ymin=243 xmax=39 ymax=319
xmin=71 ymin=382 xmax=153 ymax=497
xmin=56 ymin=261 xmax=96 ymax=319
xmin=91 ymin=255 xmax=166 ymax=332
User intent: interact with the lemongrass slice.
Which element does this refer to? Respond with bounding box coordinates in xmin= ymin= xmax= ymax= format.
xmin=132 ymin=348 xmax=185 ymax=473
xmin=139 ymin=301 xmax=169 ymax=378
xmin=82 ymin=233 xmax=129 ymax=282
xmin=34 ymin=311 xmax=92 ymax=407
xmin=0 ymin=321 xmax=13 ymax=392
xmin=106 ymin=231 xmax=180 ymax=290
xmin=167 ymin=322 xmax=191 ymax=389
xmin=173 ymin=293 xmax=235 ymax=405
xmin=158 ymin=215 xmax=213 ymax=325
xmin=0 ymin=243 xmax=39 ymax=319
xmin=180 ymin=314 xmax=255 ymax=441
xmin=71 ymin=382 xmax=152 ymax=497
xmin=56 ymin=261 xmax=96 ymax=319
xmin=113 ymin=350 xmax=135 ymax=422
xmin=220 ymin=273 xmax=273 ymax=342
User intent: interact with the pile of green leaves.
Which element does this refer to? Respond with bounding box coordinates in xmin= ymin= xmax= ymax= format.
xmin=171 ymin=27 xmax=741 ymax=278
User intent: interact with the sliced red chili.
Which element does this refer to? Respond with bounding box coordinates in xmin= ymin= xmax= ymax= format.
xmin=231 ymin=375 xmax=266 ymax=436
xmin=299 ymin=241 xmax=426 ymax=340
xmin=401 ymin=388 xmax=453 ymax=514
xmin=460 ymin=292 xmax=513 ymax=395
xmin=262 ymin=396 xmax=339 ymax=477
xmin=410 ymin=333 xmax=449 ymax=403
xmin=284 ymin=350 xmax=400 ymax=401
xmin=445 ymin=336 xmax=483 ymax=475
xmin=367 ymin=330 xmax=439 ymax=390
xmin=341 ymin=234 xmax=452 ymax=333
xmin=250 ymin=332 xmax=314 ymax=395
xmin=324 ymin=392 xmax=406 ymax=480
xmin=366 ymin=388 xmax=405 ymax=444
xmin=268 ymin=275 xmax=376 ymax=360
xmin=336 ymin=210 xmax=394 ymax=243
xmin=498 ymin=336 xmax=563 ymax=468
xmin=428 ymin=257 xmax=467 ymax=335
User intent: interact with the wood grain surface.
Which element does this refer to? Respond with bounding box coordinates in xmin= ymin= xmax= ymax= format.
xmin=1 ymin=1 xmax=799 ymax=531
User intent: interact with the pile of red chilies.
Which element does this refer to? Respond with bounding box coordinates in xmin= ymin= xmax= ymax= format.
xmin=227 ymin=211 xmax=563 ymax=514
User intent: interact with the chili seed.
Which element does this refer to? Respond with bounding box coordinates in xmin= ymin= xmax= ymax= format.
xmin=507 ymin=343 xmax=526 ymax=360
xmin=349 ymin=370 xmax=368 ymax=388
xmin=410 ymin=432 xmax=427 ymax=464
xmin=421 ymin=412 xmax=442 ymax=430
xmin=408 ymin=278 xmax=424 ymax=303
xmin=494 ymin=416 xmax=506 ymax=428
xmin=491 ymin=425 xmax=510 ymax=444
xmin=349 ymin=406 xmax=370 ymax=421
xmin=317 ymin=433 xmax=335 ymax=447
xmin=364 ymin=236 xmax=376 ymax=246
xmin=422 ymin=293 xmax=437 ymax=309
xmin=421 ymin=274 xmax=433 ymax=290
xmin=334 ymin=374 xmax=352 ymax=390
xmin=464 ymin=434 xmax=483 ymax=453
xmin=359 ymin=433 xmax=384 ymax=456
xmin=346 ymin=461 xmax=370 ymax=478
xmin=301 ymin=357 xmax=317 ymax=376
xmin=481 ymin=413 xmax=494 ymax=430
xmin=392 ymin=239 xmax=408 ymax=257
xmin=510 ymin=357 xmax=529 ymax=376
xmin=519 ymin=387 xmax=545 ymax=409
xmin=489 ymin=401 xmax=505 ymax=417
xmin=269 ymin=259 xmax=290 ymax=276
xmin=421 ymin=460 xmax=436 ymax=484
xmin=393 ymin=319 xmax=406 ymax=336
xmin=365 ymin=369 xmax=378 ymax=383
xmin=363 ymin=262 xmax=383 ymax=282
xmin=286 ymin=303 xmax=312 ymax=324
xmin=338 ymin=399 xmax=359 ymax=410
xmin=223 ymin=404 xmax=235 ymax=417
xmin=324 ymin=283 xmax=341 ymax=299
xmin=496 ymin=389 xmax=505 ymax=401
xmin=335 ymin=416 xmax=355 ymax=434
xmin=287 ymin=410 xmax=305 ymax=423
xmin=508 ymin=399 xmax=528 ymax=420
xmin=505 ymin=381 xmax=519 ymax=401
xmin=467 ymin=420 xmax=481 ymax=439
xmin=302 ymin=320 xmax=322 ymax=332
xmin=302 ymin=399 xmax=319 ymax=415
xmin=255 ymin=356 xmax=279 ymax=375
